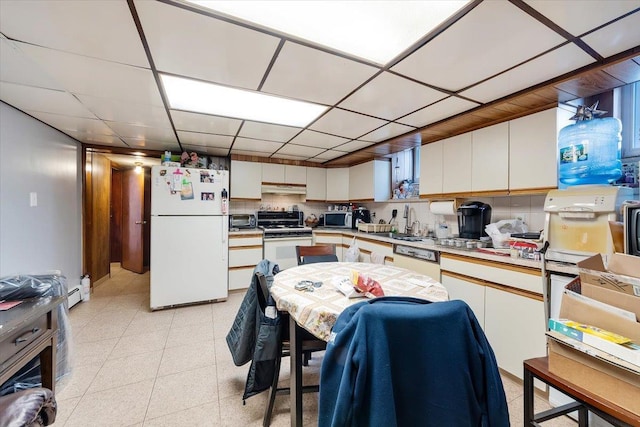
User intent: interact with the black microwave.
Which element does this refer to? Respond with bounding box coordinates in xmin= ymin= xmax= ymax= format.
xmin=623 ymin=203 xmax=640 ymax=257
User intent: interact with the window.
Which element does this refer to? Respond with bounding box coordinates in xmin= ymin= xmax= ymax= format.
xmin=620 ymin=81 xmax=640 ymax=158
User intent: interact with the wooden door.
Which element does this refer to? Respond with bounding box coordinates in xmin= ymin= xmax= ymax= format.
xmin=110 ymin=169 xmax=123 ymax=263
xmin=122 ymin=168 xmax=145 ymax=273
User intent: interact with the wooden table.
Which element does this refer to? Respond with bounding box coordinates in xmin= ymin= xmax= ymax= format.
xmin=0 ymin=296 xmax=63 ymax=394
xmin=523 ymin=357 xmax=640 ymax=427
xmin=271 ymin=262 xmax=449 ymax=427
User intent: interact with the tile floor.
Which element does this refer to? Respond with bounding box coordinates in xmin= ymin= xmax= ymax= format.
xmin=53 ymin=265 xmax=577 ymax=426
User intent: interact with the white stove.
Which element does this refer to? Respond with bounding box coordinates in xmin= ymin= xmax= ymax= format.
xmin=257 ymin=211 xmax=313 ymax=269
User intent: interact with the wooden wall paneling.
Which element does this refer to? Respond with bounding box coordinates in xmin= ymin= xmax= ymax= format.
xmin=143 ymin=168 xmax=151 ymax=269
xmin=110 ymin=168 xmax=123 ymax=263
xmin=91 ymin=154 xmax=112 ymax=283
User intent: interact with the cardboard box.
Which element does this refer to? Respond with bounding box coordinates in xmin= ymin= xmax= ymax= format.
xmin=560 ymin=278 xmax=640 ymax=342
xmin=577 ymin=253 xmax=640 ymax=297
xmin=548 ymin=339 xmax=640 ymax=415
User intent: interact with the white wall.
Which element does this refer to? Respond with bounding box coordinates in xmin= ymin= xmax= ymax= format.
xmin=0 ymin=102 xmax=82 ymax=290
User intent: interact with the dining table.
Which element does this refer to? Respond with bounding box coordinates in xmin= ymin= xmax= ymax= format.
xmin=269 ymin=261 xmax=449 ymax=427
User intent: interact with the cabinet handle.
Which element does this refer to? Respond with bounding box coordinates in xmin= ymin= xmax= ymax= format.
xmin=15 ymin=327 xmax=41 ymax=344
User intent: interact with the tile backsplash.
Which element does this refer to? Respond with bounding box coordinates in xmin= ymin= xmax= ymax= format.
xmin=230 ymin=194 xmax=550 ymax=237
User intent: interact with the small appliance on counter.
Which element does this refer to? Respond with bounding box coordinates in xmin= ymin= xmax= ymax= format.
xmin=457 ymin=201 xmax=492 ymax=240
xmin=229 ymin=214 xmax=256 ymax=230
xmin=351 ymin=208 xmax=371 ymax=229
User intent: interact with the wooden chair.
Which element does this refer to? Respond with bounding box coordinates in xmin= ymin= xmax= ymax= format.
xmin=295 ymin=244 xmax=338 ymax=265
xmin=255 ymin=272 xmax=326 ymax=427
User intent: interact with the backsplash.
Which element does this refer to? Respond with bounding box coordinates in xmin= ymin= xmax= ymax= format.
xmin=230 ymin=194 xmax=550 ymax=237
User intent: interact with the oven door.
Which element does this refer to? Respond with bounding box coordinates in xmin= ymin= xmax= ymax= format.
xmin=263 ymin=235 xmax=313 ymax=270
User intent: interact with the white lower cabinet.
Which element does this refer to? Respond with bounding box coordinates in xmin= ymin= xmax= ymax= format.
xmin=440 ymin=272 xmax=486 ymax=329
xmin=228 ymin=233 xmax=263 ymax=290
xmin=313 ymin=232 xmax=344 ymax=261
xmin=440 ymin=254 xmax=546 ymax=383
xmin=484 ymin=286 xmax=546 ymax=381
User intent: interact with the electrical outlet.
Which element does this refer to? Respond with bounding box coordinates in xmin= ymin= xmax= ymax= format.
xmin=513 ymin=212 xmax=529 ymax=224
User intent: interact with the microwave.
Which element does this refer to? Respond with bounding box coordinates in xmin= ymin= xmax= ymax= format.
xmin=324 ymin=211 xmax=352 ymax=228
xmin=623 ymin=203 xmax=640 ymax=257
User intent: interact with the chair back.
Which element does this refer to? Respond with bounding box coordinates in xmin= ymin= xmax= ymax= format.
xmin=296 ymin=244 xmax=337 ymax=265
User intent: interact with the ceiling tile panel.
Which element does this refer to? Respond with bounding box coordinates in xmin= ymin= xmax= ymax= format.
xmin=177 ymin=131 xmax=233 ymax=148
xmin=77 ymin=94 xmax=171 ymax=128
xmin=309 ymin=108 xmax=387 ymax=139
xmin=107 ymin=122 xmax=177 ymax=144
xmin=276 ymin=144 xmax=324 ymax=157
xmin=288 ymin=130 xmax=349 ymax=149
xmin=261 ymin=41 xmax=378 ymax=105
xmin=18 ymin=43 xmax=164 ymax=106
xmin=339 ymin=72 xmax=448 ymax=120
xmin=134 ymin=0 xmax=280 ymax=90
xmin=271 ymin=154 xmax=310 ymax=161
xmin=581 ymin=12 xmax=640 ymax=58
xmin=399 ymin=96 xmax=479 ymax=128
xmin=359 ymin=122 xmax=415 ymax=143
xmin=525 ymin=0 xmax=640 ymax=37
xmin=334 ymin=140 xmax=374 ymax=152
xmin=181 ymin=145 xmax=230 ymax=157
xmin=391 ymin=1 xmax=566 ymax=91
xmin=0 ymin=39 xmax=64 ymax=90
xmin=26 ymin=111 xmax=116 ymax=135
xmin=124 ymin=138 xmax=179 ymax=151
xmin=0 ymin=82 xmax=97 ymax=118
xmin=0 ymin=0 xmax=149 ymax=67
xmin=171 ymin=110 xmax=242 ymax=135
xmin=312 ymin=150 xmax=349 ymax=161
xmin=232 ymin=137 xmax=283 ymax=153
xmin=238 ymin=121 xmax=302 ymax=142
xmin=460 ymin=44 xmax=595 ymax=103
xmin=230 ymin=149 xmax=272 ymax=158
xmin=62 ymin=132 xmax=125 ymax=146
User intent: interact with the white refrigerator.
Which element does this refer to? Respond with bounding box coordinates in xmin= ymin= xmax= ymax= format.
xmin=150 ymin=165 xmax=229 ymax=310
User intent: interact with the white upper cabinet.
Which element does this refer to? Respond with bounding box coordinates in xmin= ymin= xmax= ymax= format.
xmin=285 ymin=165 xmax=307 ymax=185
xmin=509 ymin=107 xmax=572 ymax=191
xmin=306 ymin=167 xmax=326 ymax=201
xmin=349 ymin=160 xmax=391 ymax=201
xmin=419 ymin=141 xmax=444 ymax=196
xmin=230 ymin=160 xmax=261 ymax=200
xmin=261 ymin=163 xmax=284 ymax=183
xmin=472 ymin=122 xmax=509 ymax=193
xmin=262 ymin=163 xmax=306 ymax=184
xmin=326 ymin=167 xmax=349 ymax=202
xmin=442 ymin=133 xmax=472 ymax=194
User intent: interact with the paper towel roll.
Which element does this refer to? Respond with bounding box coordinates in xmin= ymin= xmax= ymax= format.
xmin=429 ymin=201 xmax=458 ymax=216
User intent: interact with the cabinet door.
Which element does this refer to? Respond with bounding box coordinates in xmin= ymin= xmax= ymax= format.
xmin=306 ymin=167 xmax=326 ymax=201
xmin=419 ymin=141 xmax=443 ymax=196
xmin=442 ymin=133 xmax=472 ymax=194
xmin=230 ymin=160 xmax=261 ymax=200
xmin=262 ymin=163 xmax=285 ymax=183
xmin=509 ymin=108 xmax=571 ymax=191
xmin=440 ymin=272 xmax=485 ymax=329
xmin=349 ymin=162 xmax=372 ymax=201
xmin=484 ymin=287 xmax=546 ymax=380
xmin=472 ymin=122 xmax=509 ymax=192
xmin=285 ymin=165 xmax=306 ymax=184
xmin=326 ymin=168 xmax=349 ymax=201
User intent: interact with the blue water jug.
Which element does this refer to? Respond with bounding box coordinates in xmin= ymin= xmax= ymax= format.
xmin=558 ymin=117 xmax=622 ymax=186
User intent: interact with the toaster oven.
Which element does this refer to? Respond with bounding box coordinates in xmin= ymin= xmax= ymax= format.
xmin=623 ymin=202 xmax=640 ymax=257
xmin=229 ymin=214 xmax=256 ymax=229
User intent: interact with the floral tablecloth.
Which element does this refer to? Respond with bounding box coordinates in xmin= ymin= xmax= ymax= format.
xmin=270 ymin=262 xmax=449 ymax=341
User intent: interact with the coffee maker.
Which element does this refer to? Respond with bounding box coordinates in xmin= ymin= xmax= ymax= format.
xmin=351 ymin=207 xmax=371 ymax=229
xmin=457 ymin=201 xmax=492 ymax=239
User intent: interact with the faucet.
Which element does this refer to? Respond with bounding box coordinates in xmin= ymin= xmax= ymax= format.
xmin=404 ymin=204 xmax=410 ymax=234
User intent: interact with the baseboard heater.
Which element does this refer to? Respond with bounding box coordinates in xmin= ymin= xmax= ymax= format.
xmin=68 ymin=284 xmax=82 ymax=308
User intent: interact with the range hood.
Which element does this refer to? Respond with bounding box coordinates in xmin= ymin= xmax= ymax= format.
xmin=261 ymin=183 xmax=307 ymax=195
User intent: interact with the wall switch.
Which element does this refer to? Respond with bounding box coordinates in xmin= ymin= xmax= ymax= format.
xmin=30 ymin=192 xmax=37 ymax=207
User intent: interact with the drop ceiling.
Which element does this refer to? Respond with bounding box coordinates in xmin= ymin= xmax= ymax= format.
xmin=0 ymin=0 xmax=639 ymax=167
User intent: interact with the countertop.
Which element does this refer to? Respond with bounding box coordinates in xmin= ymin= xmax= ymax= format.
xmin=228 ymin=227 xmax=578 ymax=275
xmin=312 ymin=228 xmax=579 ymax=275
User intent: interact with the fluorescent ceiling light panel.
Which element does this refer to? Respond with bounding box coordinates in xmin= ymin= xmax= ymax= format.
xmin=161 ymin=74 xmax=327 ymax=127
xmin=188 ymin=1 xmax=469 ymax=65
